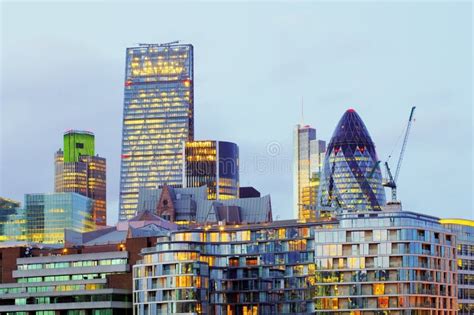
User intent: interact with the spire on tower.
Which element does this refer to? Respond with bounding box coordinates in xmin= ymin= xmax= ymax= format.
xmin=301 ymin=96 xmax=304 ymax=125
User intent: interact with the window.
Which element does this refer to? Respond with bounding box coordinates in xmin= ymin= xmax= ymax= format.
xmin=373 ymin=283 xmax=385 ymax=295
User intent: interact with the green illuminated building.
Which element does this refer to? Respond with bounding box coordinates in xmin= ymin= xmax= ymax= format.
xmin=55 ymin=130 xmax=107 ymax=225
xmin=63 ymin=130 xmax=95 ymax=163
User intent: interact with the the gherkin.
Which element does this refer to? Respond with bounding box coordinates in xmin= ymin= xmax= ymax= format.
xmin=318 ymin=109 xmax=386 ymax=211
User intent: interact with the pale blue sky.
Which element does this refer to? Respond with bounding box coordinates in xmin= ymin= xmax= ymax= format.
xmin=1 ymin=1 xmax=472 ymax=224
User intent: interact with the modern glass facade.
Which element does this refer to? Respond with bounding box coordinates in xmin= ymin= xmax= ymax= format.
xmin=184 ymin=141 xmax=239 ymax=200
xmin=134 ymin=210 xmax=457 ymax=314
xmin=0 ymin=197 xmax=26 ymax=242
xmin=318 ymin=109 xmax=386 ymax=211
xmin=134 ymin=242 xmax=209 ymax=314
xmin=0 ymin=251 xmax=132 ymax=314
xmin=441 ymin=219 xmax=474 ymax=315
xmin=55 ymin=131 xmax=107 ymax=225
xmin=314 ymin=211 xmax=457 ymax=313
xmin=25 ymin=193 xmax=95 ymax=244
xmin=293 ymin=124 xmax=326 ymax=220
xmin=119 ymin=43 xmax=194 ymax=220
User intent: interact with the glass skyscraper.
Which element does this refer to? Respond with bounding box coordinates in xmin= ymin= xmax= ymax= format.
xmin=55 ymin=130 xmax=106 ymax=225
xmin=25 ymin=192 xmax=95 ymax=244
xmin=183 ymin=141 xmax=239 ymax=200
xmin=293 ymin=124 xmax=326 ymax=220
xmin=318 ymin=109 xmax=386 ymax=211
xmin=119 ymin=43 xmax=194 ymax=220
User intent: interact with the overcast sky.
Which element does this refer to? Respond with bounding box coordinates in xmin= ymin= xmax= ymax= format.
xmin=1 ymin=1 xmax=472 ymax=225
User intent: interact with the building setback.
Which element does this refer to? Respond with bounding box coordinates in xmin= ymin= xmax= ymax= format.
xmin=119 ymin=43 xmax=194 ymax=221
xmin=55 ymin=130 xmax=106 ymax=226
xmin=183 ymin=140 xmax=239 ymax=200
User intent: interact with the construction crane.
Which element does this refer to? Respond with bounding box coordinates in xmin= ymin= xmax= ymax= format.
xmin=383 ymin=106 xmax=416 ymax=204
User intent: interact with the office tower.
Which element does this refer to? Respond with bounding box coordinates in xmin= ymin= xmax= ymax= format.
xmin=183 ymin=141 xmax=239 ymax=200
xmin=133 ymin=210 xmax=458 ymax=314
xmin=25 ymin=193 xmax=94 ymax=244
xmin=318 ymin=109 xmax=386 ymax=211
xmin=55 ymin=130 xmax=106 ymax=225
xmin=0 ymin=197 xmax=26 ymax=242
xmin=293 ymin=124 xmax=326 ymax=221
xmin=119 ymin=43 xmax=194 ymax=220
xmin=440 ymin=218 xmax=474 ymax=314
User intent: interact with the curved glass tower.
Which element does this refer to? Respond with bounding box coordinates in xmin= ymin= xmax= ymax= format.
xmin=318 ymin=109 xmax=386 ymax=211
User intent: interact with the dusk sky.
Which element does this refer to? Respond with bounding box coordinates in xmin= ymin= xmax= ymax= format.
xmin=1 ymin=2 xmax=472 ymax=225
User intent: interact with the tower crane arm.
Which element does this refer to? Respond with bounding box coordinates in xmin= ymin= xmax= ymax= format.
xmin=394 ymin=106 xmax=416 ymax=183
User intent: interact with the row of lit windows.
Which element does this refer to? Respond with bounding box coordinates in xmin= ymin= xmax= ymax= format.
xmin=316 ymin=242 xmax=452 ymax=258
xmin=0 ymin=283 xmax=105 ymax=295
xmin=17 ymin=273 xmax=112 ymax=284
xmin=314 ymin=295 xmax=455 ymax=311
xmin=126 ymin=99 xmax=190 ymax=106
xmin=18 ymin=258 xmax=126 ymax=271
xmin=315 ymin=229 xmax=452 ymax=245
xmin=121 ymin=158 xmax=181 ymax=165
xmin=172 ymin=227 xmax=312 ymax=244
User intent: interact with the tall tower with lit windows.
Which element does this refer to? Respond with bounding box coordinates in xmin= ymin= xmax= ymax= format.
xmin=118 ymin=42 xmax=194 ymax=220
xmin=183 ymin=140 xmax=239 ymax=200
xmin=55 ymin=130 xmax=106 ymax=226
xmin=293 ymin=125 xmax=326 ymax=221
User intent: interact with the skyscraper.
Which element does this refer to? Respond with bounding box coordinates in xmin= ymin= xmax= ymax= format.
xmin=318 ymin=109 xmax=386 ymax=211
xmin=293 ymin=124 xmax=326 ymax=220
xmin=119 ymin=43 xmax=194 ymax=220
xmin=55 ymin=130 xmax=106 ymax=225
xmin=183 ymin=140 xmax=239 ymax=200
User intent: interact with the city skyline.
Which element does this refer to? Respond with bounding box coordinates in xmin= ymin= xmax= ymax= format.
xmin=1 ymin=2 xmax=472 ymax=224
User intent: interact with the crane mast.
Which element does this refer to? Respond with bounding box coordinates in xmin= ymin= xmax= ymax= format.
xmin=383 ymin=106 xmax=416 ymax=206
xmin=395 ymin=106 xmax=416 ymax=183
